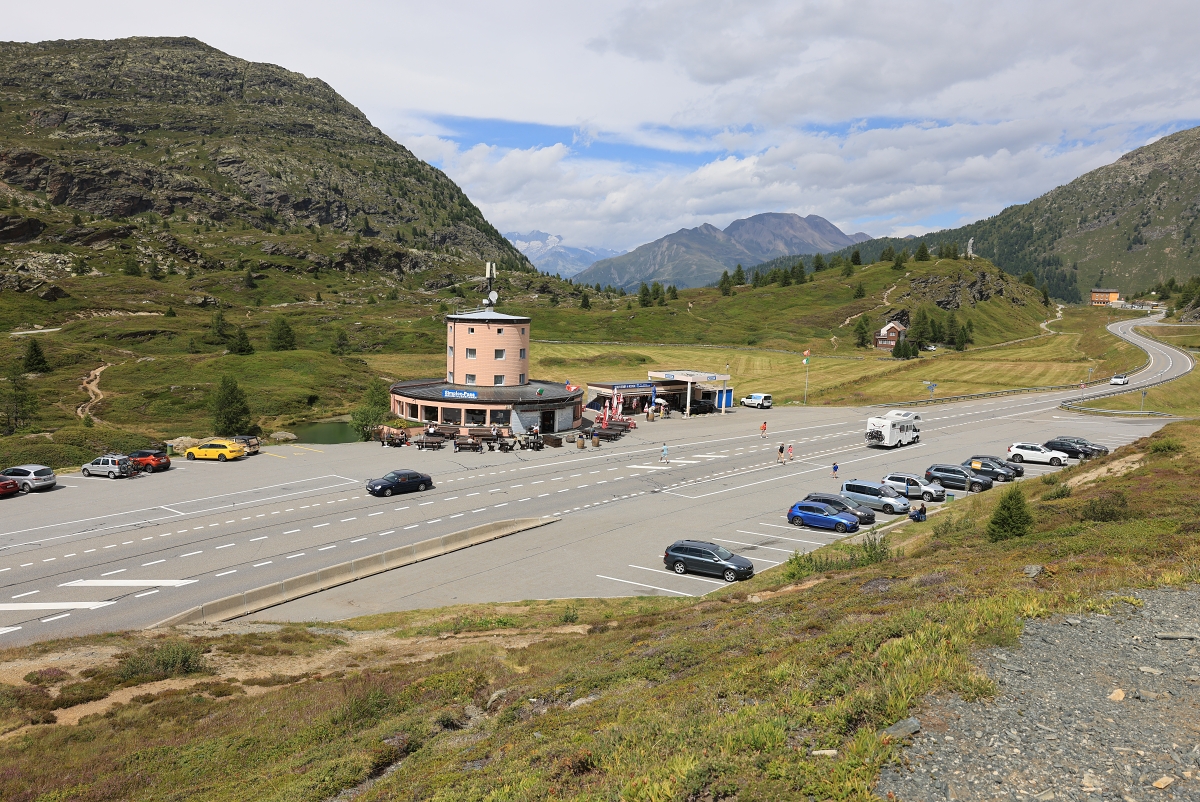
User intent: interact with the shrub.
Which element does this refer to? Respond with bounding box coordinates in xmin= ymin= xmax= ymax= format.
xmin=782 ymin=533 xmax=893 ymax=581
xmin=116 ymin=641 xmax=207 ymax=683
xmin=1079 ymin=491 xmax=1128 ymax=522
xmin=333 ymin=688 xmax=394 ymax=729
xmin=23 ymin=668 xmax=70 ymax=686
xmin=1149 ymin=438 xmax=1182 ymax=454
xmin=560 ymin=605 xmax=579 ymax=624
xmin=1042 ymin=484 xmax=1072 ymax=500
xmin=986 ymin=485 xmax=1034 ymax=541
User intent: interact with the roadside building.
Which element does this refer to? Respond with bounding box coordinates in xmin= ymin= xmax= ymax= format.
xmin=389 ymin=309 xmax=583 ymax=434
xmin=587 ymin=371 xmax=733 ymax=418
xmin=1091 ymin=288 xmax=1122 ymax=306
xmin=875 ymin=321 xmax=907 ymax=350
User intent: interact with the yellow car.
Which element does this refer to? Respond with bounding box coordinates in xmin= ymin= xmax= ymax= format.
xmin=184 ymin=439 xmax=247 ymax=462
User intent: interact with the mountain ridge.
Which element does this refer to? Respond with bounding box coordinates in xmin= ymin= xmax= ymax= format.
xmin=504 ymin=230 xmax=623 ymax=277
xmin=574 ymin=212 xmax=870 ymax=290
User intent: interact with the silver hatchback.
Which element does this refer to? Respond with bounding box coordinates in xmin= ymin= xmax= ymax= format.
xmin=2 ymin=464 xmax=57 ymax=493
xmin=881 ymin=472 xmax=946 ymax=501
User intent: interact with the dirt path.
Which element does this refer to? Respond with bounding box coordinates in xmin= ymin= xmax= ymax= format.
xmin=842 ymin=283 xmax=899 ymax=327
xmin=76 ymin=363 xmax=111 ymax=421
xmin=1041 ymin=302 xmax=1065 ymax=331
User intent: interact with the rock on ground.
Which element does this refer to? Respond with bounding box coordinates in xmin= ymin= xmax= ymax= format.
xmin=876 ymin=587 xmax=1200 ymax=801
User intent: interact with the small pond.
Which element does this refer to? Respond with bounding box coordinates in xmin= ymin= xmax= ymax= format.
xmin=289 ymin=420 xmax=361 ymax=444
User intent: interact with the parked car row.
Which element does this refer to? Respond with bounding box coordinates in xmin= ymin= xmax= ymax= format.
xmin=1 ymin=465 xmax=57 ymax=495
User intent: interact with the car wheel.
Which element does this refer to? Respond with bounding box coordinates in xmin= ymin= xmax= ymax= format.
xmin=922 ymin=491 xmax=933 ymax=501
xmin=1010 ymin=454 xmax=1023 ymax=463
xmin=108 ymin=471 xmax=117 ymax=479
xmin=970 ymin=482 xmax=982 ymax=493
xmin=217 ymin=454 xmax=227 ymax=462
xmin=143 ymin=465 xmax=154 ymax=474
xmin=789 ymin=516 xmax=802 ymax=526
xmin=186 ymin=452 xmax=195 ymax=460
xmin=19 ymin=483 xmax=30 ymax=494
xmin=834 ymin=522 xmax=847 ymax=534
xmin=1050 ymin=457 xmax=1062 ymax=467
xmin=82 ymin=468 xmax=91 ymax=477
xmin=417 ymin=483 xmax=427 ymax=491
xmin=723 ymin=569 xmax=737 ymax=583
xmin=383 ymin=488 xmax=393 ymax=497
xmin=882 ymin=504 xmax=895 ymax=515
xmin=673 ymin=561 xmax=686 ymax=574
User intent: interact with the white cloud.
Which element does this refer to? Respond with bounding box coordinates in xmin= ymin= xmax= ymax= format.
xmin=6 ymin=1 xmax=1200 ymax=250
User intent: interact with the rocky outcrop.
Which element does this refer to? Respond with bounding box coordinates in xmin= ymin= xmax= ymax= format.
xmin=0 ymin=213 xmax=46 ymax=242
xmin=334 ymin=244 xmax=424 ymax=275
xmin=907 ymin=270 xmax=1021 ymax=310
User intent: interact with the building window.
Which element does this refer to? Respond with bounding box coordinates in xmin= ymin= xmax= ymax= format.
xmin=447 ymin=346 xmax=453 ymax=357
xmin=497 ymin=328 xmax=504 ymax=335
xmin=489 ymin=409 xmax=510 ymax=425
xmin=494 ymin=349 xmax=505 ymax=360
xmin=448 ymin=324 xmax=453 ymax=335
xmin=465 ymin=409 xmax=487 ymax=425
xmin=464 ymin=374 xmax=476 ymax=385
xmin=421 ymin=405 xmax=438 ymax=422
xmin=494 ymin=375 xmax=505 ymax=386
xmin=447 ymin=371 xmax=453 ymax=383
xmin=519 ymin=373 xmax=526 ymax=384
xmin=519 ymin=348 xmax=526 ymax=359
xmin=441 ymin=407 xmax=461 ymax=424
xmin=467 ymin=327 xmax=475 ymax=334
xmin=465 ymin=348 xmax=477 ymax=359
xmin=521 ymin=327 xmax=525 ymax=335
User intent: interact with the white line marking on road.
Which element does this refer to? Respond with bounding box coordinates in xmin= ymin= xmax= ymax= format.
xmin=286 ymin=553 xmax=305 ymax=559
xmin=473 ymin=508 xmax=486 ymax=513
xmin=518 ymin=498 xmax=531 ymax=502
xmin=395 ymin=506 xmax=409 ymax=510
xmin=596 ymin=575 xmax=693 ymax=596
xmin=180 ymin=551 xmax=202 ymax=557
xmin=378 ymin=530 xmax=395 ymax=536
xmin=11 ymin=590 xmax=38 ymax=598
xmin=250 ymin=536 xmax=267 ymax=542
xmin=283 ymin=529 xmax=300 ymax=534
xmin=756 ymin=523 xmax=794 ymax=530
xmin=351 ymin=537 xmax=367 ymax=543
xmin=428 ymin=518 xmax=442 ymax=523
xmin=42 ymin=558 xmax=55 ymax=562
xmin=713 ymin=537 xmax=794 ymax=554
xmin=538 ymin=493 xmax=549 ymax=498
xmin=445 ymin=496 xmax=458 ymax=500
xmin=318 ymin=545 xmax=336 ymax=551
xmin=368 ymin=511 xmax=384 ymax=516
xmin=313 ymin=523 xmax=329 ymax=529
xmin=253 ymin=561 xmax=272 ymax=567
xmin=215 ymin=543 xmax=235 ymax=550
xmin=41 ymin=613 xmax=71 ymax=622
xmin=629 ymin=565 xmax=725 ymax=585
xmin=142 ymin=559 xmax=167 ymax=566
xmin=450 ymin=513 xmax=464 ymax=518
xmin=404 ymin=524 xmax=419 ymax=530
xmin=100 ymin=569 xmax=126 ymax=576
xmin=0 ymin=602 xmax=115 ymax=611
xmin=134 ymin=589 xmax=160 ymax=598
xmin=341 ymin=518 xmax=356 ymax=522
xmin=737 ymin=529 xmax=828 ymax=546
xmin=215 ymin=570 xmax=236 ymax=577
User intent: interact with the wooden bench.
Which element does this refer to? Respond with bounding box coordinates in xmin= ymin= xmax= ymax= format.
xmin=413 ymin=436 xmax=444 ymax=451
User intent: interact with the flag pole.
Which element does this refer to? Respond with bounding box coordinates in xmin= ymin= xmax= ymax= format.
xmin=802 ymin=349 xmax=811 ymax=405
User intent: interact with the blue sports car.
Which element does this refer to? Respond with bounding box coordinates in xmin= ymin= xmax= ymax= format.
xmin=787 ymin=501 xmax=861 ymax=534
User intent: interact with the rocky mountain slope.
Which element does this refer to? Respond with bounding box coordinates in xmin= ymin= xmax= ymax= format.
xmin=831 ymin=125 xmax=1200 ymax=298
xmin=574 ymin=212 xmax=870 ymax=290
xmin=0 ymin=36 xmax=524 ymax=264
xmin=504 ymin=231 xmax=622 ymax=277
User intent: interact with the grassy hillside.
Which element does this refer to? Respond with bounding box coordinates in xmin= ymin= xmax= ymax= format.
xmin=827 ymin=126 xmax=1200 ymax=298
xmin=2 ymin=420 xmax=1196 ymax=800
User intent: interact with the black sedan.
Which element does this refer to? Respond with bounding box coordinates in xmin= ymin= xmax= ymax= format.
xmin=1051 ymin=436 xmax=1109 ymax=457
xmin=803 ymin=492 xmax=877 ymax=525
xmin=961 ymin=457 xmax=1016 ymax=482
xmin=969 ymin=454 xmax=1024 ymax=477
xmin=1043 ymin=439 xmax=1101 ymax=460
xmin=366 ymin=470 xmax=433 ymax=497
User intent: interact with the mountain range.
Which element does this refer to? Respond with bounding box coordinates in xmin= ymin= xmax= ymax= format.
xmin=573 ymin=213 xmax=870 ymax=290
xmin=504 ymin=231 xmax=623 ymax=277
xmin=826 ymin=127 xmax=1200 ymax=298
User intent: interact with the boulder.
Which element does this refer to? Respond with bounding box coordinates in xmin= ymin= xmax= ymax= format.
xmin=184 ymin=294 xmax=219 ymax=307
xmin=0 ymin=213 xmax=46 ymax=243
xmin=37 ymin=285 xmax=70 ymax=301
xmin=270 ymin=431 xmax=297 ymax=442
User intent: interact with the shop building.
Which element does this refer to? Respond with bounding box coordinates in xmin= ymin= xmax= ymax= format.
xmin=389 ymin=309 xmax=583 ymax=434
xmin=587 ymin=370 xmax=733 ymax=417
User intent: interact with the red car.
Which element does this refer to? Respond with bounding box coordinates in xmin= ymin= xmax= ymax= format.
xmin=128 ymin=449 xmax=171 ymax=473
xmin=0 ymin=476 xmax=19 ymax=498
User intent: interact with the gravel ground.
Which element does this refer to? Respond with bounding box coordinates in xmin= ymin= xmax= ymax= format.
xmin=876 ymin=587 xmax=1200 ymax=801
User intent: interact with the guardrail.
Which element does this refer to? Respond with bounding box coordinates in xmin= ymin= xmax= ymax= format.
xmin=1056 ymin=404 xmax=1171 ymax=416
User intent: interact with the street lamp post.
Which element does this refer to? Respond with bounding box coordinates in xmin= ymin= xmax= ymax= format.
xmin=1140 ymin=389 xmax=1148 ymax=412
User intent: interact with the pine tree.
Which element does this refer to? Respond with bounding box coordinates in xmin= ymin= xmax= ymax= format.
xmin=880 ymin=245 xmax=895 ymax=262
xmin=330 ymin=327 xmax=351 ymax=355
xmin=123 ymin=257 xmax=142 ymax=276
xmin=315 ymin=291 xmax=323 ymax=302
xmin=639 ymin=282 xmax=653 ymax=306
xmin=850 ymin=249 xmax=862 ymax=265
xmin=22 ymin=338 xmax=50 ymax=373
xmin=854 ymin=316 xmax=871 ymax=347
xmin=718 ymin=272 xmax=733 ymax=297
xmin=811 ymin=253 xmax=827 ymax=272
xmin=1 ymin=363 xmax=37 ymax=435
xmin=986 ymin=485 xmax=1034 ymax=541
xmin=955 ymin=325 xmax=968 ymax=351
xmin=841 ymin=262 xmax=855 ymax=278
xmin=147 ymin=260 xmax=163 ymax=280
xmin=733 ymin=264 xmax=746 ymax=285
xmin=779 ymin=268 xmax=792 ymax=287
xmin=853 ymin=282 xmax=865 ymax=298
xmin=908 ymin=308 xmax=931 ymax=349
xmin=667 ymin=285 xmax=678 ymax=300
xmin=914 ymin=242 xmax=931 ymax=261
xmin=268 ymin=316 xmax=297 ymax=351
xmin=892 ymin=249 xmax=907 ymax=270
xmin=209 ymin=311 xmax=228 ymax=342
xmin=164 ymin=306 xmax=176 ymax=318
xmin=891 ymin=339 xmax=905 ymax=359
xmin=1021 ymin=271 xmax=1037 ymax=286
xmin=349 ymin=377 xmax=392 ymax=441
xmin=230 ymin=326 xmax=254 ymax=355
xmin=580 ymin=291 xmax=590 ymax=309
xmin=210 ymin=375 xmax=252 ymax=436
xmin=1040 ymin=284 xmax=1051 ymax=305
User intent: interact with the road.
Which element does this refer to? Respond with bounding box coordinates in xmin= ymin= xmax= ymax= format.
xmin=0 ymin=314 xmax=1190 ymax=644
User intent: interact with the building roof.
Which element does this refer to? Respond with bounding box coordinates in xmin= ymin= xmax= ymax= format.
xmin=445 ymin=308 xmax=532 ymax=324
xmin=390 ymin=378 xmax=582 ymax=405
xmin=1091 ymin=288 xmax=1120 ymax=294
xmin=880 ymin=321 xmax=906 ymax=332
xmin=646 ymin=370 xmax=731 ymax=382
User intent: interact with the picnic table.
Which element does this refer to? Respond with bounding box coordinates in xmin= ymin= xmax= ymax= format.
xmin=453 ymin=436 xmax=484 ymax=453
xmin=413 ymin=435 xmax=445 ymax=451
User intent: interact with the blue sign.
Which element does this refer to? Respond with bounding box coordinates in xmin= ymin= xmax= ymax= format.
xmin=612 ymin=382 xmax=653 ymax=390
xmin=442 ymin=389 xmax=478 ymax=400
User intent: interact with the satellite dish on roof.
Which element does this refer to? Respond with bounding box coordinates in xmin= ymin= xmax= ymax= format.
xmin=489 ymin=291 xmax=499 ymax=303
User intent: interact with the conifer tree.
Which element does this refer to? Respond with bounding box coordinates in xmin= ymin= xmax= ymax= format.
xmin=914 ymin=242 xmax=931 ymax=261
xmin=880 ymin=245 xmax=895 ymax=262
xmin=580 ymin=291 xmax=590 ymax=309
xmin=841 ymin=261 xmax=854 ymax=278
xmin=330 ymin=327 xmax=351 ymax=355
xmin=23 ymin=338 xmax=50 ymax=373
xmin=230 ymin=326 xmax=254 ymax=355
xmin=718 ymin=272 xmax=733 ymax=297
xmin=733 ymin=264 xmax=746 ymax=285
xmin=853 ymin=282 xmax=865 ymax=298
xmin=987 ymin=485 xmax=1034 ymax=541
xmin=268 ymin=316 xmax=297 ymax=351
xmin=639 ymin=282 xmax=653 ymax=306
xmin=210 ymin=375 xmax=251 ymax=436
xmin=850 ymin=249 xmax=862 ymax=265
xmin=811 ymin=253 xmax=827 ymax=272
xmin=854 ymin=316 xmax=871 ymax=348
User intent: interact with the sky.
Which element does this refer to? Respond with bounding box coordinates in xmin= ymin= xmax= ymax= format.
xmin=8 ymin=1 xmax=1200 ymax=251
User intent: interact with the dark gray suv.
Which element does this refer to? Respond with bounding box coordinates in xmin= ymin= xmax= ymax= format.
xmin=803 ymin=492 xmax=876 ymax=525
xmin=925 ymin=464 xmax=993 ymax=493
xmin=664 ymin=540 xmax=754 ymax=582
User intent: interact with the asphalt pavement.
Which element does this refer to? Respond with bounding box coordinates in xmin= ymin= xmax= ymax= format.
xmin=0 ymin=314 xmax=1190 ymax=643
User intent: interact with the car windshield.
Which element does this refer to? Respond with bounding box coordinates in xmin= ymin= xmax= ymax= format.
xmin=713 ymin=546 xmax=734 ymax=560
xmin=383 ymin=472 xmax=403 ymax=481
xmin=879 ymin=485 xmax=899 ymax=497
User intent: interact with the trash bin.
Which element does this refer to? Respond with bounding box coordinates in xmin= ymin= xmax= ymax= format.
xmin=946 ymin=493 xmax=955 ymax=503
xmin=577 ymin=436 xmax=586 ymax=450
xmin=592 ymin=435 xmax=600 ymax=448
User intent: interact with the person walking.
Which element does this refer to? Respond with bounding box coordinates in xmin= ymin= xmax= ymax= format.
xmin=660 ymin=442 xmax=669 ymax=463
xmin=760 ymin=421 xmax=767 ymax=439
xmin=787 ymin=443 xmax=794 ymax=462
xmin=830 ymin=462 xmax=839 ymax=479
xmin=777 ymin=442 xmax=785 ymax=464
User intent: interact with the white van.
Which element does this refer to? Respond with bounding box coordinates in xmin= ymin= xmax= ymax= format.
xmin=740 ymin=393 xmax=772 ymax=409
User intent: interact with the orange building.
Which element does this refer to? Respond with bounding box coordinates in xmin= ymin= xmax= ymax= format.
xmin=389 ymin=309 xmax=583 ymax=434
xmin=1091 ymin=288 xmax=1121 ymax=306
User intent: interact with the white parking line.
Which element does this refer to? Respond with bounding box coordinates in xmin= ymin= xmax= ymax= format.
xmin=737 ymin=529 xmax=829 ymax=546
xmin=596 ymin=575 xmax=693 ymax=596
xmin=713 ymin=537 xmax=794 ymax=554
xmin=628 ymin=564 xmax=725 ymax=585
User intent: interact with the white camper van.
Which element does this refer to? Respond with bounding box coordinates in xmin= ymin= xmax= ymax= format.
xmin=865 ymin=410 xmax=922 ymax=448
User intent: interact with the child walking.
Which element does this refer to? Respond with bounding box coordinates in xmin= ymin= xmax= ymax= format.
xmin=660 ymin=443 xmax=669 ymax=463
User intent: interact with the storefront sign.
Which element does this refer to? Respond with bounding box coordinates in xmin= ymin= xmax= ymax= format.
xmin=612 ymin=382 xmax=653 ymax=391
xmin=442 ymin=389 xmax=478 ymax=400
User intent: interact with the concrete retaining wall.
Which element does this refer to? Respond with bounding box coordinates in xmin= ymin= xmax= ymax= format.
xmin=150 ymin=516 xmax=558 ymax=628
